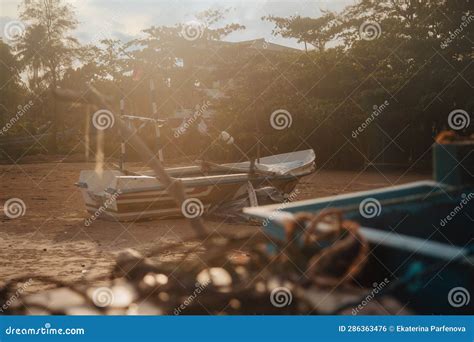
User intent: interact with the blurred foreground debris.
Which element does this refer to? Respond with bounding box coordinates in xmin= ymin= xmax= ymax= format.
xmin=1 ymin=210 xmax=409 ymax=315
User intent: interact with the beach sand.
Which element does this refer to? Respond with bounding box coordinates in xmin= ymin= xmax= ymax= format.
xmin=0 ymin=161 xmax=425 ymax=294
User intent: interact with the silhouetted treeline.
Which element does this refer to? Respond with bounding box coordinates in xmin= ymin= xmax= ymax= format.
xmin=0 ymin=1 xmax=472 ymax=169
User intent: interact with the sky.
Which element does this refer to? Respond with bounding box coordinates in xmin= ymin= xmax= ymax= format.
xmin=1 ymin=0 xmax=355 ymax=49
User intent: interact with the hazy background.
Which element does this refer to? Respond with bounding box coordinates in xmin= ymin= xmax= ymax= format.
xmin=1 ymin=0 xmax=354 ymax=48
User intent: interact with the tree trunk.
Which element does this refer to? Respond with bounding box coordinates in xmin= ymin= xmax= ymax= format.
xmin=48 ymin=67 xmax=58 ymax=153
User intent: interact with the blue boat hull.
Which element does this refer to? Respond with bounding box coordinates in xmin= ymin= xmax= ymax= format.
xmin=245 ymin=142 xmax=473 ymax=314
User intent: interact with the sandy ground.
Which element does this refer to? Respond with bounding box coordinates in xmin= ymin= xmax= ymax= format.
xmin=0 ymin=161 xmax=426 ymax=294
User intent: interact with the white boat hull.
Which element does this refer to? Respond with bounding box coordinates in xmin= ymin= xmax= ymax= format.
xmin=78 ymin=150 xmax=315 ymax=221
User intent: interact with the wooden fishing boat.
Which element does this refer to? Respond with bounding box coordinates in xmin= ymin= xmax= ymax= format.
xmin=77 ymin=149 xmax=315 ymax=221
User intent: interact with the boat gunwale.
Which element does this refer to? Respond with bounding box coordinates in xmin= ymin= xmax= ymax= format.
xmin=112 ymin=171 xmax=311 ymax=195
xmin=243 ymin=180 xmax=460 ymax=219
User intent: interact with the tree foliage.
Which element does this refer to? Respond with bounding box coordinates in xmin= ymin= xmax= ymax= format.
xmin=17 ymin=0 xmax=79 ymax=86
xmin=1 ymin=1 xmax=472 ymax=167
xmin=263 ymin=12 xmax=337 ymax=52
xmin=217 ymin=0 xmax=473 ymax=167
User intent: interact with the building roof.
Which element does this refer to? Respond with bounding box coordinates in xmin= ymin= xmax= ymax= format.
xmin=227 ymin=38 xmax=301 ymax=52
xmin=199 ymin=38 xmax=302 ymax=53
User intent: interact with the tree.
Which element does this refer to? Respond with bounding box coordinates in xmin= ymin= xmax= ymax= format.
xmin=16 ymin=0 xmax=80 ymax=151
xmin=14 ymin=24 xmax=48 ymax=91
xmin=0 ymin=39 xmax=26 ymax=133
xmin=127 ymin=8 xmax=246 ymax=116
xmin=219 ymin=0 xmax=472 ymax=168
xmin=263 ymin=12 xmax=337 ymax=52
xmin=194 ymin=8 xmax=245 ymax=41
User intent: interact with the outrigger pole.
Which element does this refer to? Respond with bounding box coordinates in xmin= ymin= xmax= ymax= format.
xmin=119 ymin=97 xmax=126 ymax=171
xmin=149 ymin=79 xmax=164 ymax=161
